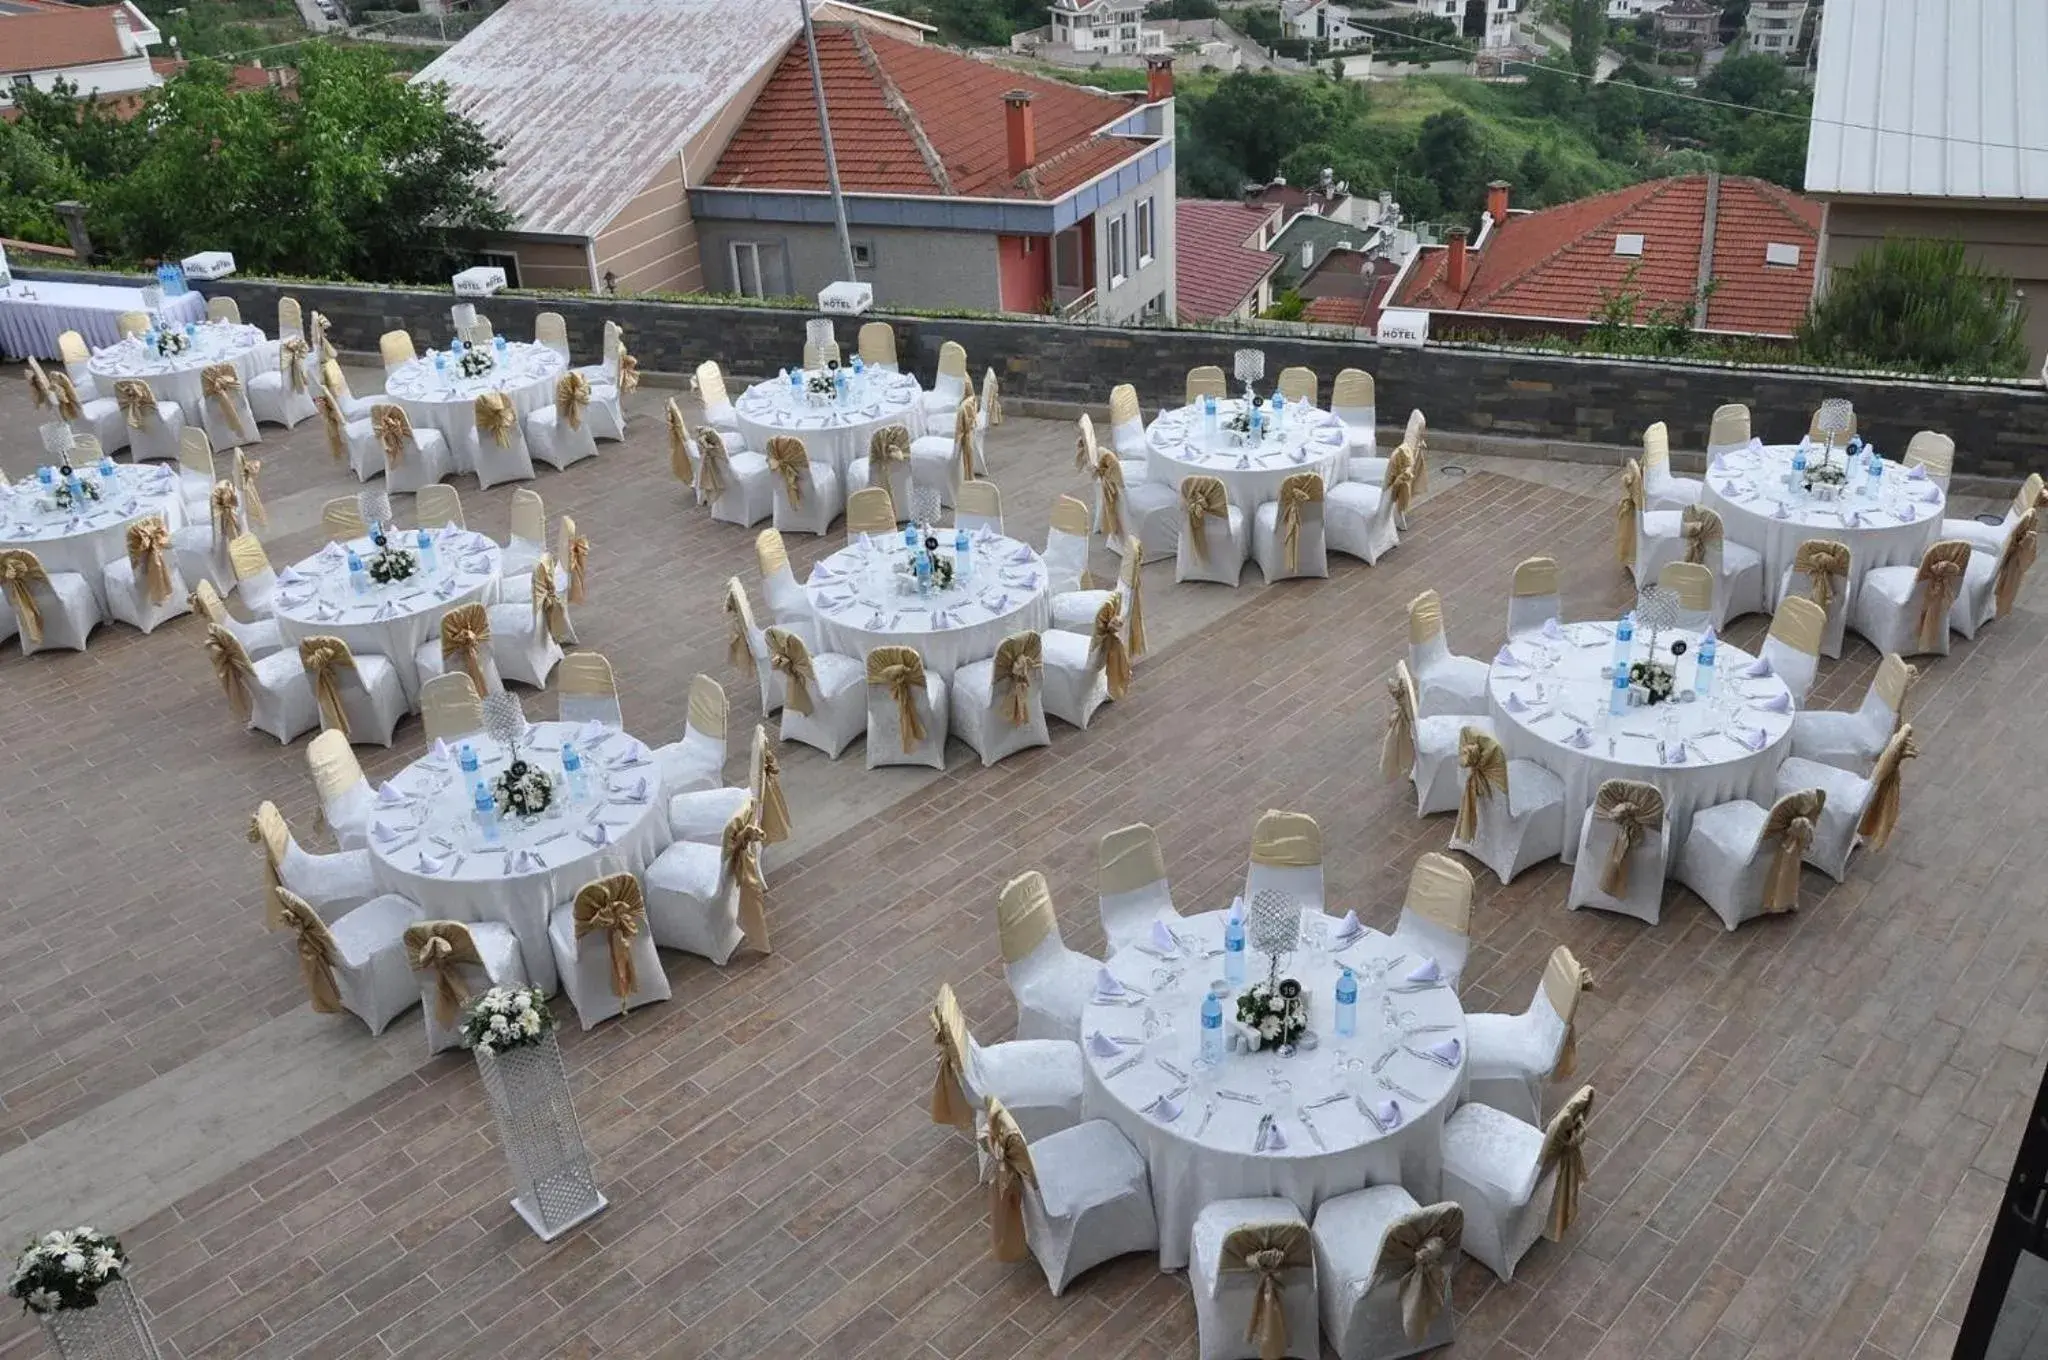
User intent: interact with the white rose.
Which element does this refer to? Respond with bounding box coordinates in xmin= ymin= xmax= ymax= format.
xmin=522 ymin=1013 xmax=541 ymax=1034
xmin=91 ymin=1248 xmax=118 ymax=1275
xmin=28 ymin=1288 xmax=61 ymax=1312
xmin=60 ymin=1252 xmax=85 ymax=1273
xmin=491 ymin=1014 xmax=509 ymax=1031
xmin=1269 ymin=997 xmax=1285 ymax=1014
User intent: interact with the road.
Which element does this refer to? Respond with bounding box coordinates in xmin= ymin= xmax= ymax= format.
xmin=1529 ymin=19 xmax=1625 ymax=78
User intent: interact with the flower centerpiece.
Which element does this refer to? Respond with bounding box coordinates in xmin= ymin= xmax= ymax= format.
xmin=49 ymin=467 xmax=102 ymax=511
xmin=457 ymin=345 xmax=496 ymax=379
xmin=153 ymin=330 xmax=189 ymax=358
xmin=1235 ymin=976 xmax=1308 ymax=1051
xmin=491 ymin=758 xmax=554 ymax=819
xmin=9 ymin=1228 xmax=127 ymax=1316
xmin=1802 ymin=447 xmax=1848 ymax=498
xmin=364 ymin=531 xmax=418 ymax=586
xmin=803 ymin=369 xmax=837 ymax=407
xmin=897 ymin=532 xmax=955 ymax=591
xmin=1627 ymin=658 xmax=1677 ymax=704
xmin=461 ymin=984 xmax=554 ymax=1055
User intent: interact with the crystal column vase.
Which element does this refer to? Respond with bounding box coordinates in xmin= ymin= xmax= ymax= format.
xmin=475 ymin=1032 xmax=607 ymax=1241
xmin=38 ymin=1280 xmax=162 ymax=1360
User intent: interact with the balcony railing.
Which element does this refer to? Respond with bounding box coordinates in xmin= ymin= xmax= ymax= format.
xmin=1056 ymin=286 xmax=1098 ymax=321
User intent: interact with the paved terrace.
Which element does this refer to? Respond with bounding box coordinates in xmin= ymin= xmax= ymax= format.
xmin=0 ymin=366 xmax=2035 ymax=1360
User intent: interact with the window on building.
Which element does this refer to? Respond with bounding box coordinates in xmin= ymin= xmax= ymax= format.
xmin=10 ymin=74 xmax=32 ymax=91
xmin=474 ymin=252 xmax=521 ymax=289
xmin=1135 ymin=198 xmax=1154 ymax=267
xmin=729 ymin=240 xmax=789 ymax=298
xmin=1108 ymin=214 xmax=1128 ymax=286
xmin=1614 ymin=233 xmax=1645 ymax=256
xmin=851 ymin=241 xmax=875 ymax=270
xmin=1764 ymin=242 xmax=1802 ymax=268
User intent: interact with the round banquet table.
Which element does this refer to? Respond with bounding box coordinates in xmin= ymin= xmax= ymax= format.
xmin=1488 ymin=622 xmax=1796 ymax=864
xmin=1702 ymin=443 xmax=1945 ymax=610
xmin=1082 ymin=910 xmax=1467 ymax=1270
xmin=86 ymin=321 xmax=276 ymax=417
xmin=270 ymin=528 xmax=504 ymax=703
xmin=381 ymin=342 xmax=567 ymax=462
xmin=1145 ymin=400 xmax=1349 ymax=509
xmin=802 ymin=530 xmax=1050 ymax=677
xmin=0 ymin=462 xmax=187 ymax=608
xmin=367 ymin=719 xmax=670 ymax=992
xmin=0 ymin=279 xmax=206 ymax=360
xmin=732 ymin=370 xmax=927 ymax=477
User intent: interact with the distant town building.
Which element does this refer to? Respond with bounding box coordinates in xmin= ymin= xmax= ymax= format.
xmin=1654 ymin=0 xmax=1719 ymax=49
xmin=1279 ymin=0 xmax=1372 ymax=47
xmin=1044 ymin=0 xmax=1164 ymax=56
xmin=1745 ymin=0 xmax=1808 ymax=56
xmin=1606 ymin=0 xmax=1674 ymax=20
xmin=0 ymin=1 xmax=161 ymax=112
xmin=1175 ymin=200 xmax=1282 ymax=322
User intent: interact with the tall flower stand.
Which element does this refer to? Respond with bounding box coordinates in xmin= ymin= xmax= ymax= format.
xmin=37 ymin=1280 xmax=162 ymax=1360
xmin=475 ymin=1029 xmax=607 ymax=1241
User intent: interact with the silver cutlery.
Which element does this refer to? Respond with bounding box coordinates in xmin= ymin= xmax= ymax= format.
xmin=1303 ymin=1093 xmax=1348 ymax=1109
xmin=1371 ymin=1047 xmax=1398 ymax=1073
xmin=1378 ymin=1076 xmax=1424 ymax=1101
xmin=1253 ymin=1113 xmax=1272 ymax=1150
xmin=1407 ymin=1024 xmax=1457 ymax=1034
xmin=1195 ymin=1098 xmax=1217 ymax=1137
xmin=1217 ymin=1089 xmax=1261 ymax=1104
xmin=1298 ymin=1106 xmax=1327 ymax=1150
xmin=1156 ymin=1058 xmax=1188 ymax=1081
xmin=1105 ymin=1053 xmax=1145 ymax=1079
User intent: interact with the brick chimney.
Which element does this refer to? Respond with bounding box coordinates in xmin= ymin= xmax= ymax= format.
xmin=1004 ymin=91 xmax=1037 ymax=178
xmin=1446 ymin=226 xmax=1470 ymax=295
xmin=1486 ymin=180 xmax=1511 ymax=227
xmin=1146 ymin=56 xmax=1175 ymax=103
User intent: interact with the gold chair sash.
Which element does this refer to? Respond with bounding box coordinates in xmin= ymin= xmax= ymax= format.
xmin=0 ymin=550 xmax=48 ymax=646
xmin=1092 ymin=597 xmax=1132 ymax=700
xmin=573 ymin=874 xmax=645 ymax=1000
xmin=473 ymin=391 xmax=516 ymax=447
xmin=1121 ymin=539 xmax=1147 ymax=658
xmin=247 ymin=801 xmax=291 ymax=928
xmin=279 ymin=337 xmax=309 ymax=392
xmin=1374 ymin=1203 xmax=1464 ymax=1342
xmin=952 ymin=394 xmax=981 ymax=482
xmin=310 ymin=310 xmax=334 ymax=364
xmin=1540 ymin=1085 xmax=1596 ymax=1239
xmin=1995 ymin=511 xmax=2039 ymax=619
xmin=25 ymin=360 xmax=54 ymax=413
xmin=867 ymin=646 xmax=929 ymax=751
xmin=697 ymin=428 xmax=730 ymax=502
xmin=1680 ymin=504 xmax=1723 ymax=565
xmin=1593 ymin=779 xmax=1665 ymax=897
xmin=403 ymin=921 xmax=484 ymax=1026
xmin=1406 ymin=410 xmax=1430 ymax=495
xmin=299 ymin=635 xmax=359 ymax=740
xmin=1913 ymin=542 xmax=1971 ymax=652
xmin=724 ymin=807 xmax=770 ymax=952
xmin=1380 ymin=664 xmax=1418 ymax=782
xmin=1546 ymin=947 xmax=1592 ymax=1079
xmin=929 ymin=983 xmax=976 ymax=1130
xmin=205 ymin=624 xmax=254 ymax=719
xmin=996 ymin=871 xmax=1056 ymax=962
xmin=439 ymin=603 xmax=492 ymax=694
xmin=555 ymin=371 xmax=591 ymax=430
xmin=50 ymin=371 xmax=84 ymax=422
xmin=530 ymin=555 xmax=571 ymax=642
xmin=1407 ymin=589 xmax=1444 ymax=645
xmin=1858 ymin=725 xmax=1917 ymax=850
xmin=981 ymin=1099 xmax=1034 ymax=1262
xmin=1181 ymin=477 xmax=1227 ymax=563
xmin=202 ymin=364 xmax=247 ymax=438
xmin=765 ymin=436 xmax=809 ymax=507
xmin=1616 ymin=460 xmax=1643 ymax=566
xmin=1251 ymin=810 xmax=1321 ymax=867
xmin=666 ymin=400 xmax=693 ymax=485
xmin=1761 ymin=789 xmax=1826 ymax=912
xmin=114 ymin=379 xmax=155 ymax=429
xmin=236 ymin=452 xmax=266 ymax=528
xmin=1074 ymin=415 xmax=1099 ymax=473
xmin=996 ymin=632 xmax=1041 ymax=725
xmin=1385 ymin=443 xmax=1416 ymax=514
xmin=757 ymin=738 xmax=792 ymax=844
xmin=1276 ymin=473 xmax=1323 ymax=574
xmin=372 ymin=406 xmax=410 ymax=465
xmin=981 ymin=370 xmax=1002 ymax=426
xmin=210 ymin=480 xmax=242 ymax=546
xmin=1455 ymin=728 xmax=1508 ymax=842
xmin=724 ymin=580 xmax=753 ymax=672
xmin=314 ymin=393 xmax=347 ymax=461
xmin=565 ymin=529 xmax=590 ymax=604
xmin=278 ymin=889 xmax=344 ymax=1014
xmin=125 ymin=518 xmax=175 ymax=605
xmin=616 ymin=347 xmax=639 ymax=394
xmin=1095 ymin=452 xmax=1127 ymax=539
xmin=1793 ymin=539 xmax=1851 ymax=613
xmin=1219 ymin=1222 xmax=1313 ymax=1360
xmin=767 ymin=628 xmax=816 ymax=714
xmin=869 ymin=423 xmax=912 ymax=473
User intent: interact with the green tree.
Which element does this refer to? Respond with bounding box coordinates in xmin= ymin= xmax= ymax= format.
xmin=1145 ymin=0 xmax=1219 ymax=16
xmin=1798 ymin=237 xmax=2031 ymax=377
xmin=0 ymin=118 xmax=84 ymax=245
xmin=1406 ymin=110 xmax=1491 ymax=223
xmin=1187 ymin=70 xmax=1350 ymax=185
xmin=1567 ymin=0 xmax=1605 ymax=78
xmin=1698 ymin=53 xmax=1788 ymax=108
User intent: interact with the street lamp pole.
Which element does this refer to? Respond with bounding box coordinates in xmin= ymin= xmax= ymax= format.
xmin=799 ymin=0 xmax=859 ymax=283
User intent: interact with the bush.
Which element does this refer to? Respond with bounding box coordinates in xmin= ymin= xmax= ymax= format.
xmin=1797 ymin=236 xmax=2031 ymax=378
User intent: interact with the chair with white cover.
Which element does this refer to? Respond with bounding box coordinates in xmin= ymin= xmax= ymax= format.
xmin=1566 ymin=779 xmax=1669 ymax=924
xmin=318 ymin=496 xmax=367 ymax=546
xmin=1792 ymin=652 xmax=1914 ymax=774
xmin=299 ymin=635 xmax=406 ymax=747
xmin=666 ymin=720 xmax=790 ymax=848
xmin=923 ymin=339 xmax=969 ymax=420
xmin=1389 ymin=852 xmax=1474 ymax=988
xmin=1190 ymin=1200 xmax=1319 ymax=1360
xmin=467 ymin=392 xmax=536 ymax=490
xmin=655 ymin=674 xmax=730 ymax=795
xmin=114 ymin=311 xmax=149 ymax=339
xmin=225 ymin=533 xmax=279 ymax=619
xmin=951 ymin=631 xmax=1051 ymax=766
xmin=1779 ymin=538 xmax=1852 ymax=658
xmin=722 ymin=577 xmax=788 ymax=714
xmin=1052 ymin=532 xmax=1148 ymax=661
xmin=486 ymin=557 xmax=568 ymax=689
xmin=101 ymin=517 xmax=188 ymax=634
xmin=557 ymin=651 xmax=623 ymax=728
xmin=30 ymin=356 xmax=124 ymax=454
xmin=699 ymin=428 xmax=776 ymax=529
xmin=1506 ymin=556 xmax=1560 ymax=636
xmin=308 ymin=730 xmax=374 ymax=849
xmin=1095 ymin=448 xmax=1179 ymax=564
xmin=1946 ymin=473 xmax=2043 ymax=556
xmin=984 ymin=1098 xmax=1157 ymax=1296
xmin=248 ymin=337 xmax=318 ymax=428
xmin=1758 ymin=594 xmax=1825 ymax=704
xmin=276 ymin=296 xmax=305 ymax=345
xmin=1330 ymin=367 xmax=1377 ymax=462
xmin=1677 ymin=786 xmax=1829 ymax=930
xmin=171 ymin=426 xmax=219 ymax=518
xmin=665 ymin=398 xmax=700 ymax=502
xmin=197 ymin=362 xmax=258 ymax=453
xmin=956 ymin=480 xmax=1003 ymax=536
xmin=848 ymin=423 xmax=914 ymax=516
xmin=754 ymin=527 xmax=817 ymax=633
xmin=1617 ymin=458 xmax=1684 ymax=589
xmin=996 ymin=870 xmax=1100 ymax=1043
xmin=1106 ymin=383 xmax=1149 ymax=473
xmin=206 ymin=297 xmax=241 ymax=325
xmin=534 ymin=311 xmax=570 ymax=362
xmin=414 ymin=484 xmax=465 ymax=531
xmin=546 ymin=875 xmax=672 ymax=1030
xmin=1325 ymin=443 xmax=1412 ymax=565
xmin=1465 ymin=945 xmax=1589 ymax=1124
xmin=314 ymin=391 xmax=379 ymax=481
xmin=1657 ymin=561 xmax=1714 ymax=634
xmin=1245 ymin=809 xmax=1325 ymax=913
xmin=858 ymin=321 xmax=898 ymax=372
xmin=865 ymin=645 xmax=948 ymax=770
xmin=1406 ymin=588 xmax=1489 ymax=717
xmin=1705 ymin=403 xmax=1750 ymax=458
xmin=250 ymin=800 xmax=379 ymax=927
xmin=320 ymin=357 xmax=377 ymax=423
xmin=910 ymin=393 xmax=981 ymax=508
xmin=0 ymin=548 xmax=99 ymax=654
xmin=1042 ymin=494 xmax=1091 ymax=593
xmin=498 ymin=487 xmax=547 ymax=576
xmin=112 ymin=378 xmax=185 ymax=462
xmin=929 ymin=983 xmax=1084 ymax=1149
xmin=1185 ymin=365 xmax=1227 ymax=404
xmin=644 ymin=792 xmax=773 ymax=963
xmin=1381 ymin=660 xmax=1496 ymax=817
xmin=1954 ymin=510 xmax=2040 ymax=640
xmin=1175 ymin=476 xmax=1246 ymax=586
xmin=405 ymin=919 xmax=528 ymax=1055
xmin=1251 ymin=472 xmax=1328 ymax=585
xmin=275 ymin=888 xmax=422 ymax=1035
xmin=1046 ymin=593 xmax=1131 ymax=726
xmin=977 ymin=367 xmax=1004 ymax=472
xmin=1903 ymin=430 xmax=1954 ymax=490
xmin=370 ymin=404 xmax=453 ymax=497
xmin=693 ymin=360 xmax=746 ymax=446
xmin=581 ymin=327 xmax=633 ymax=442
xmin=1447 ymin=728 xmax=1566 ymax=885
xmin=1313 ymin=1189 xmax=1462 ymax=1360
xmin=420 ymin=671 xmax=484 ymax=743
xmin=525 ymin=373 xmax=602 ymax=471
xmin=1275 ymin=365 xmax=1317 ymax=405
xmin=1641 ymin=420 xmax=1702 ymax=510
xmin=767 ymin=626 xmax=867 ymax=758
xmin=190 ymin=577 xmax=281 ymax=659
xmin=1850 ymin=538 xmax=1973 ymax=659
xmin=55 ymin=331 xmax=103 ymax=401
xmin=1680 ymin=504 xmax=1766 ymax=628
xmin=412 ymin=602 xmax=502 ymax=696
xmin=1771 ymin=725 xmax=1917 ymax=881
xmin=203 ymin=622 xmax=317 ymax=742
xmin=1096 ymin=823 xmax=1177 ymax=952
xmin=1441 ymin=1084 xmax=1594 ymax=1282
xmin=845 ymin=486 xmax=897 ymax=543
xmin=378 ymin=329 xmax=415 ymax=372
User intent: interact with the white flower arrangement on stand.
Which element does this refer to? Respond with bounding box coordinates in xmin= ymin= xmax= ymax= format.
xmin=9 ymin=1228 xmax=162 ymax=1359
xmin=464 ymin=986 xmax=607 ymax=1241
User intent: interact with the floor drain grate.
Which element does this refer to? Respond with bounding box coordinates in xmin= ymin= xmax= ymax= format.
xmin=1438 ymin=463 xmax=1469 ymax=477
xmin=1978 ymin=512 xmax=2006 ymax=526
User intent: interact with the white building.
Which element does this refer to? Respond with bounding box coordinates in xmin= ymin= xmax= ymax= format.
xmin=1483 ymin=0 xmax=1521 ymax=49
xmin=1280 ymin=0 xmax=1372 ymax=46
xmin=1046 ymin=0 xmax=1163 ymax=56
xmin=0 ymin=0 xmax=162 ymax=109
xmin=1745 ymin=0 xmax=1808 ymax=55
xmin=1606 ymin=0 xmax=1674 ymax=20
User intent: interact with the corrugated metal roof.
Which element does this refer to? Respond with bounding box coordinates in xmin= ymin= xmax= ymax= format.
xmin=1804 ymin=0 xmax=2048 ymax=200
xmin=413 ymin=0 xmax=802 ymax=239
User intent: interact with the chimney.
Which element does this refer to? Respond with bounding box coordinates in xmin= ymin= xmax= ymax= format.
xmin=111 ymin=5 xmax=131 ymax=52
xmin=1446 ymin=226 xmax=1470 ymax=295
xmin=1145 ymin=56 xmax=1174 ymax=103
xmin=1004 ymin=91 xmax=1037 ymax=177
xmin=1486 ymin=180 xmax=1511 ymax=227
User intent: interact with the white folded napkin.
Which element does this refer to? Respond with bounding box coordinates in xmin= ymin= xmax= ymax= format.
xmin=1424 ymin=1037 xmax=1461 ymax=1067
xmin=1660 ymin=741 xmax=1688 ymax=766
xmin=1567 ymin=726 xmax=1594 ymax=750
xmin=1093 ymin=967 xmax=1128 ymax=1001
xmin=1256 ymin=1119 xmax=1288 ymax=1152
xmin=1743 ymin=655 xmax=1772 ymax=678
xmin=319 ymin=542 xmax=346 ymax=563
xmin=1773 ymin=504 xmax=1791 ymax=520
xmin=429 ymin=738 xmax=452 ymax=763
xmin=1148 ymin=919 xmax=1178 ymax=954
xmin=1494 ymin=645 xmax=1526 ymax=669
xmin=1331 ymin=910 xmax=1362 ymax=944
xmin=371 ymin=820 xmax=400 ymax=843
xmin=1503 ymin=692 xmax=1530 ymax=714
xmin=580 ymin=823 xmax=611 ymax=847
xmin=1907 ymin=464 xmax=1927 ymax=481
xmin=1541 ymin=617 xmax=1564 ymax=640
xmin=416 ymin=852 xmax=445 ymax=875
xmin=277 ymin=567 xmax=304 ymax=584
xmin=1739 ymin=726 xmax=1770 ymax=751
xmin=618 ymin=776 xmax=650 ymax=803
xmin=1747 ymin=436 xmax=1765 ymax=453
xmin=577 ymin=720 xmax=607 ymax=745
xmin=1086 ymin=1030 xmax=1123 ymax=1058
xmin=1144 ymin=1091 xmax=1184 ymax=1122
xmin=1369 ymin=1098 xmax=1403 ymax=1131
xmin=1757 ymin=690 xmax=1792 ymax=713
xmin=1406 ymin=959 xmax=1440 ymax=985
xmin=376 ymin=782 xmax=405 ymax=807
xmin=1916 ymin=485 xmax=1942 ymax=503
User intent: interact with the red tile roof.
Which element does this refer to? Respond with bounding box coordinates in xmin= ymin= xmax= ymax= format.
xmin=1392 ymin=175 xmax=1822 ymax=337
xmin=707 ymin=24 xmax=1148 ymax=201
xmin=1176 ymin=199 xmax=1281 ymax=321
xmin=0 ymin=5 xmax=131 ymax=75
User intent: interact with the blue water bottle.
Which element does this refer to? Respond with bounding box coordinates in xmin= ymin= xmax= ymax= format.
xmin=64 ymin=470 xmax=84 ymax=503
xmin=902 ymin=521 xmax=918 ymax=550
xmin=1866 ymin=443 xmax=1883 ymax=486
xmin=560 ymin=742 xmax=588 ymax=805
xmin=458 ymin=742 xmax=479 ymax=778
xmin=1334 ymin=968 xmax=1357 ymax=1038
xmin=346 ymin=548 xmax=368 ymax=596
xmin=833 ymin=367 xmax=848 ymax=404
xmin=1609 ymin=668 xmax=1630 ymax=717
xmin=954 ymin=527 xmax=972 ymax=581
xmin=98 ymin=452 xmax=116 ymax=480
xmin=914 ymin=552 xmax=932 ymax=596
xmin=1789 ymin=445 xmax=1807 ymax=493
xmin=1203 ymin=393 xmax=1218 ymax=435
xmin=1611 ymin=612 xmax=1634 ymax=671
xmin=472 ymin=779 xmax=500 ymax=844
xmin=1695 ymin=629 xmax=1717 ymax=696
xmin=1200 ymin=988 xmax=1226 ymax=1063
xmin=37 ymin=466 xmax=53 ymax=486
xmin=416 ymin=529 xmax=437 ymax=574
xmin=1272 ymin=393 xmax=1287 ymax=427
xmin=1223 ymin=909 xmax=1247 ymax=986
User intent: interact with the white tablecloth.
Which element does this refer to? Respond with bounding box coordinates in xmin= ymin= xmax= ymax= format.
xmin=1488 ymin=623 xmax=1796 ymax=864
xmin=803 ymin=530 xmax=1050 ymax=676
xmin=733 ymin=371 xmax=926 ymax=476
xmin=271 ymin=529 xmax=503 ymax=702
xmin=369 ymin=720 xmax=670 ymax=989
xmin=86 ymin=322 xmax=276 ymax=416
xmin=1082 ymin=911 xmax=1467 ymax=1270
xmin=382 ymin=343 xmax=566 ymax=460
xmin=1703 ymin=443 xmax=1945 ymax=609
xmin=0 ymin=463 xmax=187 ymax=608
xmin=0 ymin=280 xmax=205 ymax=359
xmin=1146 ymin=400 xmax=1349 ymax=508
